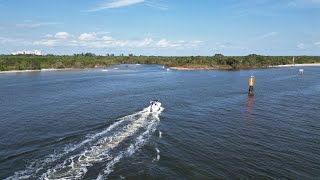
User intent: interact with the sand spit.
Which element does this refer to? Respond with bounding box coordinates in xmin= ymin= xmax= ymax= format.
xmin=270 ymin=63 xmax=320 ymax=67
xmin=0 ymin=68 xmax=75 ymax=74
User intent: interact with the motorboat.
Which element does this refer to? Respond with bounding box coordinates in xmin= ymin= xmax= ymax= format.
xmin=150 ymin=100 xmax=162 ymax=112
xmin=299 ymin=69 xmax=304 ymax=75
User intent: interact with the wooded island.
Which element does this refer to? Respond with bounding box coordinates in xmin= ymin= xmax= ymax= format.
xmin=1 ymin=54 xmax=320 ymax=71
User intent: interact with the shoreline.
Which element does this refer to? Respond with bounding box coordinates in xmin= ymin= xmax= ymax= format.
xmin=0 ymin=68 xmax=75 ymax=74
xmin=1 ymin=63 xmax=320 ymax=73
xmin=171 ymin=63 xmax=320 ymax=70
xmin=169 ymin=66 xmax=219 ymax=70
xmin=269 ymin=63 xmax=320 ymax=68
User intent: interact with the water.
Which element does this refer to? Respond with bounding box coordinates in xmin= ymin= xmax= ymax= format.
xmin=1 ymin=64 xmax=320 ymax=179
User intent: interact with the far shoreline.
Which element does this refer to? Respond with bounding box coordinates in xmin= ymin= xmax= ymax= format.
xmin=0 ymin=68 xmax=75 ymax=74
xmin=170 ymin=63 xmax=320 ymax=70
xmin=268 ymin=63 xmax=320 ymax=67
xmin=1 ymin=63 xmax=320 ymax=74
xmin=169 ymin=66 xmax=219 ymax=70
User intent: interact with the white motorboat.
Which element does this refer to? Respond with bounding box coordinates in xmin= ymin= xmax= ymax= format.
xmin=150 ymin=100 xmax=162 ymax=112
xmin=299 ymin=69 xmax=304 ymax=75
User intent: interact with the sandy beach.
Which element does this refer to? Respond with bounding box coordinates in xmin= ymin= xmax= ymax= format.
xmin=0 ymin=68 xmax=75 ymax=74
xmin=169 ymin=66 xmax=220 ymax=70
xmin=1 ymin=63 xmax=320 ymax=73
xmin=270 ymin=63 xmax=320 ymax=67
xmin=170 ymin=63 xmax=320 ymax=70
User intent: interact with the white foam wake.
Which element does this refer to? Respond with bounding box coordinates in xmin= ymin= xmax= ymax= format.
xmin=97 ymin=112 xmax=162 ymax=179
xmin=42 ymin=107 xmax=163 ymax=179
xmin=6 ymin=106 xmax=163 ymax=180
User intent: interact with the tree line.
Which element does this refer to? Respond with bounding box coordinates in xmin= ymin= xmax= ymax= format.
xmin=0 ymin=54 xmax=320 ymax=71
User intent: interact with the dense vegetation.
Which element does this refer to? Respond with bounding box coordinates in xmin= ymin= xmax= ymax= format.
xmin=1 ymin=54 xmax=320 ymax=71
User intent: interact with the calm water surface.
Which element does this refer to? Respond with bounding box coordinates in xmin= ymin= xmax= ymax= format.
xmin=1 ymin=65 xmax=320 ymax=179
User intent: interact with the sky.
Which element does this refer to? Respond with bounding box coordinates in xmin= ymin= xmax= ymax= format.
xmin=0 ymin=0 xmax=319 ymax=56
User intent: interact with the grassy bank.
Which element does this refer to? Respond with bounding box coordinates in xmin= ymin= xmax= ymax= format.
xmin=1 ymin=54 xmax=320 ymax=71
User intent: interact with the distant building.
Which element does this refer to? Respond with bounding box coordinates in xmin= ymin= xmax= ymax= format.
xmin=12 ymin=50 xmax=42 ymax=55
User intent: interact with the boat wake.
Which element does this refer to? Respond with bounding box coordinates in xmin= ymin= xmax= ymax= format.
xmin=6 ymin=106 xmax=164 ymax=180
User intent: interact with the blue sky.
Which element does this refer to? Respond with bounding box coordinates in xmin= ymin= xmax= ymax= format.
xmin=0 ymin=0 xmax=319 ymax=56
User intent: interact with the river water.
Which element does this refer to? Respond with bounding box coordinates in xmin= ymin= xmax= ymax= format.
xmin=1 ymin=65 xmax=320 ymax=179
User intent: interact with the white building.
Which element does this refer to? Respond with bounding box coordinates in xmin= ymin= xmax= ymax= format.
xmin=12 ymin=50 xmax=42 ymax=55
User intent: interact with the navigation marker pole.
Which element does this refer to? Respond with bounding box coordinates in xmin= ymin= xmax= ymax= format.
xmin=248 ymin=76 xmax=255 ymax=96
xmin=293 ymin=57 xmax=295 ymax=66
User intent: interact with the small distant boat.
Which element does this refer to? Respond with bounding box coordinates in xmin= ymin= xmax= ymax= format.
xmin=136 ymin=64 xmax=141 ymax=65
xmin=114 ymin=68 xmax=119 ymax=70
xmin=166 ymin=68 xmax=170 ymax=71
xmin=149 ymin=100 xmax=161 ymax=113
xmin=162 ymin=66 xmax=165 ymax=69
xmin=101 ymin=69 xmax=108 ymax=72
xmin=299 ymin=69 xmax=304 ymax=75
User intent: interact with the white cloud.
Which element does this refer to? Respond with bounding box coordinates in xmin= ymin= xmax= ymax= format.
xmin=0 ymin=22 xmax=62 ymax=30
xmin=212 ymin=42 xmax=240 ymax=51
xmin=101 ymin=36 xmax=113 ymax=41
xmin=145 ymin=0 xmax=168 ymax=10
xmin=33 ymin=32 xmax=204 ymax=50
xmin=55 ymin=32 xmax=70 ymax=39
xmin=79 ymin=33 xmax=114 ymax=41
xmin=79 ymin=33 xmax=97 ymax=41
xmin=155 ymin=39 xmax=204 ymax=48
xmin=138 ymin=38 xmax=153 ymax=46
xmin=252 ymin=32 xmax=278 ymax=41
xmin=0 ymin=37 xmax=19 ymax=44
xmin=157 ymin=38 xmax=170 ymax=47
xmin=0 ymin=37 xmax=32 ymax=45
xmin=96 ymin=31 xmax=111 ymax=35
xmin=297 ymin=43 xmax=306 ymax=49
xmin=34 ymin=39 xmax=60 ymax=46
xmin=88 ymin=0 xmax=144 ymax=11
xmin=230 ymin=1 xmax=285 ymax=18
xmin=296 ymin=42 xmax=320 ymax=49
xmin=86 ymin=0 xmax=167 ymax=12
xmin=191 ymin=40 xmax=203 ymax=44
xmin=44 ymin=34 xmax=54 ymax=38
xmin=15 ymin=22 xmax=62 ymax=28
